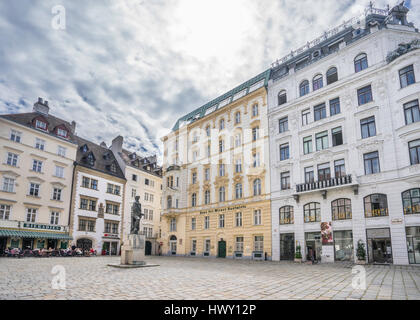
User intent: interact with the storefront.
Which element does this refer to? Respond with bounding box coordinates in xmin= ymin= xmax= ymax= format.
xmin=102 ymin=241 xmax=118 ymax=255
xmin=366 ymin=228 xmax=393 ymax=264
xmin=305 ymin=232 xmax=321 ymax=262
xmin=406 ymin=226 xmax=420 ymax=264
xmin=334 ymin=230 xmax=353 ymax=261
xmin=0 ymin=229 xmax=72 ymax=250
xmin=280 ymin=233 xmax=295 ymax=260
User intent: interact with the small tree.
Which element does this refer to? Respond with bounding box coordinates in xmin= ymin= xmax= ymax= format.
xmin=356 ymin=240 xmax=366 ymax=261
xmin=295 ymin=245 xmax=302 ymax=259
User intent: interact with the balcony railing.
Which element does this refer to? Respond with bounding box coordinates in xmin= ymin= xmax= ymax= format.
xmin=296 ymin=174 xmax=353 ymax=193
xmin=166 ymin=165 xmax=180 ymax=172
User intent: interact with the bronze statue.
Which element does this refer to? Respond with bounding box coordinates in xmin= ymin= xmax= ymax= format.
xmin=131 ymin=196 xmax=144 ymax=234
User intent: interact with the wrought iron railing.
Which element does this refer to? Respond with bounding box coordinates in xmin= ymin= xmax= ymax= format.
xmin=296 ymin=174 xmax=352 ymax=193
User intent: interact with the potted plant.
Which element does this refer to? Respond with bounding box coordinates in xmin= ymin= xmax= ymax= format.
xmin=294 ymin=244 xmax=302 ymax=263
xmin=356 ymin=240 xmax=366 ymax=264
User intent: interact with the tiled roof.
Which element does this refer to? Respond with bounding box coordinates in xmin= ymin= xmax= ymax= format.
xmin=171 ymin=69 xmax=271 ymax=132
xmin=0 ymin=112 xmax=77 ymax=143
xmin=74 ymin=136 xmax=126 ymax=180
xmin=120 ymin=149 xmax=162 ymax=177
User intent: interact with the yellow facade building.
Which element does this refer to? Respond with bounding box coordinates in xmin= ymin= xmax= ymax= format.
xmin=161 ymin=70 xmax=272 ymax=259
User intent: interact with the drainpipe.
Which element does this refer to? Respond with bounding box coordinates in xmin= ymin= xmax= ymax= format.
xmin=68 ymin=162 xmax=77 ymax=245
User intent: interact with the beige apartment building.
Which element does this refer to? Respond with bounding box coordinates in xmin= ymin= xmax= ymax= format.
xmin=110 ymin=136 xmax=163 ymax=255
xmin=161 ymin=71 xmax=272 ymax=259
xmin=0 ymin=98 xmax=77 ymax=252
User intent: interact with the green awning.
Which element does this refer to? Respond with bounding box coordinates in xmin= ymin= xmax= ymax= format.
xmin=0 ymin=229 xmax=72 ymax=240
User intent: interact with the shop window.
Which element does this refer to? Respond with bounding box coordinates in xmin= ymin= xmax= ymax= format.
xmin=364 ymin=194 xmax=388 ymax=218
xmin=331 ymin=198 xmax=352 ymax=220
xmin=402 ymin=189 xmax=420 ymax=215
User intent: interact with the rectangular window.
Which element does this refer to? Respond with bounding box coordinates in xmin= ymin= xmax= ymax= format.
xmin=0 ymin=204 xmax=11 ymax=220
xmin=254 ymin=209 xmax=262 ymax=225
xmin=52 ymin=188 xmax=62 ymax=201
xmin=205 ymin=239 xmax=211 ymax=253
xmin=254 ymin=236 xmax=264 ymax=252
xmin=361 ymin=116 xmax=376 ymax=139
xmin=235 ymin=212 xmax=242 ymax=227
xmin=304 ymin=167 xmax=314 ymax=183
xmin=191 ymin=240 xmax=197 ymax=253
xmin=409 ymin=139 xmax=420 ymax=165
xmin=364 ymin=151 xmax=380 ymax=175
xmin=253 ymin=153 xmax=260 ymax=168
xmin=235 ymin=158 xmax=242 ymax=173
xmin=26 ymin=208 xmax=37 ymax=222
xmin=317 ymin=162 xmax=331 ymax=181
xmin=170 ymin=218 xmax=176 ymax=232
xmin=191 ymin=217 xmax=196 ymax=230
xmin=235 ymin=237 xmax=244 ymax=252
xmin=50 ymin=212 xmax=60 ymax=225
xmin=219 ymin=214 xmax=225 ymax=228
xmin=332 ymin=127 xmax=343 ymax=146
xmin=3 ymin=178 xmax=15 ymax=192
xmin=35 ymin=120 xmax=47 ymax=130
xmin=314 ymin=103 xmax=326 ymax=121
xmin=32 ymin=160 xmax=43 ymax=172
xmin=302 ymin=109 xmax=310 ymax=126
xmin=399 ymin=65 xmax=416 ymax=88
xmin=57 ymin=146 xmax=67 ymax=157
xmin=219 ymin=140 xmax=224 ymax=153
xmin=204 ymin=216 xmax=210 ymax=229
xmin=404 ymin=100 xmax=420 ymax=125
xmin=279 ymin=117 xmax=288 ymax=133
xmin=316 ymin=131 xmax=328 ymax=151
xmin=280 ymin=143 xmax=289 ymax=161
xmin=80 ymin=198 xmax=88 ymax=210
xmin=192 ymin=172 xmax=197 ymax=184
xmin=329 ymin=98 xmax=340 ymax=116
xmin=55 ymin=166 xmax=64 ymax=178
xmin=10 ymin=130 xmax=21 ymax=143
xmin=35 ymin=138 xmax=45 ymax=150
xmin=334 ymin=159 xmax=346 ymax=178
xmin=358 ymin=85 xmax=372 ymax=105
xmin=252 ymin=127 xmax=259 ymax=141
xmin=281 ymin=171 xmax=290 ymax=190
xmin=145 ymin=178 xmax=150 ymax=185
xmin=82 ymin=176 xmax=90 ymax=188
xmin=303 ymin=136 xmax=312 ymax=154
xmin=205 ymin=168 xmax=210 ymax=181
xmin=219 ymin=164 xmax=225 ymax=177
xmin=29 ymin=183 xmax=40 ymax=197
xmin=6 ymin=152 xmax=18 ymax=166
xmin=132 ymin=174 xmax=137 ymax=181
xmin=131 ymin=188 xmax=136 ymax=198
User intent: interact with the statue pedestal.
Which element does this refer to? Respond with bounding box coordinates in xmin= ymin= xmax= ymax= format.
xmin=121 ymin=234 xmax=146 ymax=265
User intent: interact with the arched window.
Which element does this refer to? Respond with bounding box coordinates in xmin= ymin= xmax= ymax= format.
xmin=299 ymin=80 xmax=310 ymax=97
xmin=219 ymin=118 xmax=225 ymax=130
xmin=278 ymin=90 xmax=287 ymax=106
xmin=354 ymin=53 xmax=368 ymax=73
xmin=235 ymin=111 xmax=241 ymax=124
xmin=303 ymin=202 xmax=320 ymax=223
xmin=204 ymin=190 xmax=210 ymax=205
xmin=167 ymin=196 xmax=172 ymax=209
xmin=219 ymin=187 xmax=225 ymax=202
xmin=364 ymin=194 xmax=388 ymax=217
xmin=312 ymin=74 xmax=323 ymax=91
xmin=191 ymin=193 xmax=197 ymax=207
xmin=326 ymin=67 xmax=338 ymax=84
xmin=402 ymin=189 xmax=420 ymax=215
xmin=253 ymin=179 xmax=261 ymax=196
xmin=279 ymin=206 xmax=294 ymax=225
xmin=235 ymin=183 xmax=243 ymax=199
xmin=331 ymin=198 xmax=352 ymax=220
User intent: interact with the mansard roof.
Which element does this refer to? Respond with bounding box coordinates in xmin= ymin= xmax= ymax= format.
xmin=75 ymin=136 xmax=126 ymax=180
xmin=171 ymin=69 xmax=271 ymax=132
xmin=120 ymin=148 xmax=162 ymax=177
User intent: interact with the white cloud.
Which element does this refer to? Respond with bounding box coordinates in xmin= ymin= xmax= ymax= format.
xmin=0 ymin=0 xmax=418 ymax=164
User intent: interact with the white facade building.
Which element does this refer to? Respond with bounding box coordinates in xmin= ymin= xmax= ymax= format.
xmin=268 ymin=5 xmax=420 ymax=265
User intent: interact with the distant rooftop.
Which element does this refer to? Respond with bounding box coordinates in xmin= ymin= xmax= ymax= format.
xmin=171 ymin=69 xmax=271 ymax=132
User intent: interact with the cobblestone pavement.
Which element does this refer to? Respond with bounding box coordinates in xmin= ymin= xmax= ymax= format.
xmin=0 ymin=256 xmax=420 ymax=300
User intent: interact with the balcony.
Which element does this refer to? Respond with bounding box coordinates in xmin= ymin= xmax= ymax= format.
xmin=295 ymin=174 xmax=357 ymax=196
xmin=166 ymin=165 xmax=180 ymax=172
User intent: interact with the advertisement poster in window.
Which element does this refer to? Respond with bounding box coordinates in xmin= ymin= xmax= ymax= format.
xmin=321 ymin=222 xmax=333 ymax=245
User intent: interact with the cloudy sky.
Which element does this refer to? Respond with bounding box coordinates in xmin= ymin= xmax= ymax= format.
xmin=0 ymin=0 xmax=418 ymax=161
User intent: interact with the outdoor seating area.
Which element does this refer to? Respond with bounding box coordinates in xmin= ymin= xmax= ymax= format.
xmin=1 ymin=247 xmax=97 ymax=258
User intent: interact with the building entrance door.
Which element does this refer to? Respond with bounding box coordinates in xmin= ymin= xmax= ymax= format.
xmin=367 ymin=228 xmax=393 ymax=264
xmin=169 ymin=235 xmax=177 ymax=255
xmin=0 ymin=237 xmax=6 ymax=254
xmin=305 ymin=232 xmax=321 ymax=262
xmin=218 ymin=240 xmax=226 ymax=258
xmin=47 ymin=239 xmax=57 ymax=249
xmin=77 ymin=238 xmax=92 ymax=252
xmin=280 ymin=233 xmax=295 ymax=260
xmin=145 ymin=241 xmax=152 ymax=255
xmin=22 ymin=238 xmax=33 ymax=250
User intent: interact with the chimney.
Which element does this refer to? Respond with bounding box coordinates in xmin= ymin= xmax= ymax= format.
xmin=111 ymin=135 xmax=123 ymax=153
xmin=71 ymin=121 xmax=76 ymax=133
xmin=33 ymin=97 xmax=50 ymax=115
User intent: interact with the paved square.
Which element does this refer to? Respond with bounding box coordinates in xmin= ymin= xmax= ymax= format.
xmin=1 ymin=256 xmax=419 ymax=300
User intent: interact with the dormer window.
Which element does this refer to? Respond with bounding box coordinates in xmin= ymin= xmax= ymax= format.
xmin=35 ymin=120 xmax=47 ymax=130
xmin=110 ymin=163 xmax=116 ymax=173
xmin=87 ymin=153 xmax=95 ymax=166
xmin=57 ymin=128 xmax=68 ymax=138
xmin=81 ymin=144 xmax=88 ymax=153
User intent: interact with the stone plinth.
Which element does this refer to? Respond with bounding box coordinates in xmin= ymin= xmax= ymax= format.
xmin=121 ymin=234 xmax=146 ymax=265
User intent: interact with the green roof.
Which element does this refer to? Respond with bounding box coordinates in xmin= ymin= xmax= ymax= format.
xmin=172 ymin=69 xmax=271 ymax=132
xmin=0 ymin=229 xmax=72 ymax=240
